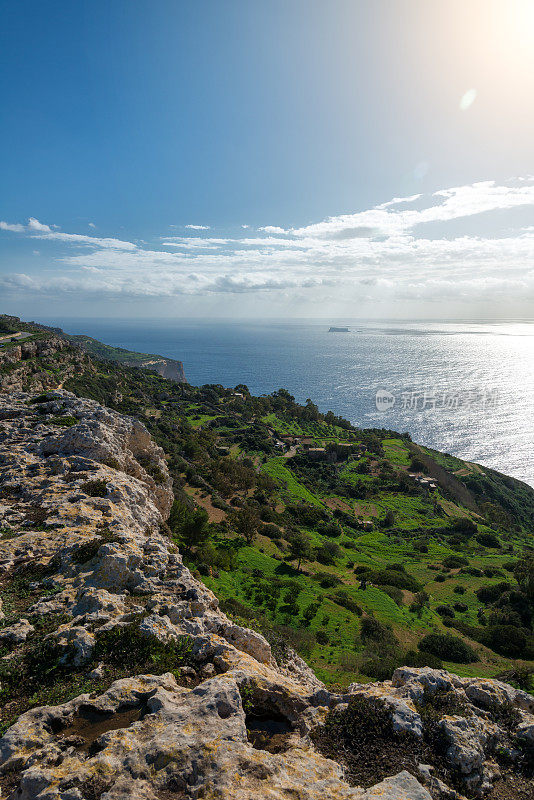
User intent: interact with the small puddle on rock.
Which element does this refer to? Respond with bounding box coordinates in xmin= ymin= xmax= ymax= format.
xmin=58 ymin=704 xmax=146 ymax=753
xmin=246 ymin=713 xmax=292 ymax=753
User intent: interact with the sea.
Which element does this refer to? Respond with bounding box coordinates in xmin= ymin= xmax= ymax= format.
xmin=42 ymin=318 xmax=534 ymax=488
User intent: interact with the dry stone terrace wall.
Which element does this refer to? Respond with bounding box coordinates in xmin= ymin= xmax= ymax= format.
xmin=0 ymin=391 xmax=531 ymax=800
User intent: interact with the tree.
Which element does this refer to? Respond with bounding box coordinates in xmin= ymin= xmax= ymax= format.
xmin=515 ymin=555 xmax=534 ymax=599
xmin=230 ymin=505 xmax=260 ymax=545
xmin=383 ymin=509 xmax=395 ymax=528
xmin=288 ymin=531 xmax=313 ymax=571
xmin=168 ymin=501 xmax=210 ymax=555
xmin=410 ymin=591 xmax=429 ymax=617
xmin=302 ymin=601 xmax=321 ymax=626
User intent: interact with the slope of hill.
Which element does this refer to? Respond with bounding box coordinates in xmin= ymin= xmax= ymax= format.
xmin=67 ymin=333 xmax=186 ymax=383
xmin=0 ymin=389 xmax=533 ymax=800
xmin=2 ymin=320 xmax=530 ymax=688
xmin=0 ymin=314 xmax=186 ymax=384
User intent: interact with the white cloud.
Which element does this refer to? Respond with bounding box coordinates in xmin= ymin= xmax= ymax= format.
xmin=0 ymin=221 xmax=25 ymax=232
xmin=258 ymin=225 xmax=287 ymax=234
xmin=185 ymin=224 xmax=210 ymax=230
xmin=1 ymin=178 xmax=534 ymax=311
xmin=28 ymin=217 xmax=52 ymax=232
xmin=88 ymin=222 xmax=96 ymax=228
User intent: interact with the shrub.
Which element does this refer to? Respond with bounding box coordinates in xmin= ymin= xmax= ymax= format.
xmin=360 ymin=615 xmax=397 ymax=646
xmin=28 ymin=394 xmax=50 ymax=404
xmin=93 ymin=623 xmax=192 ymax=672
xmin=476 ymin=582 xmax=511 ymax=604
xmin=81 ymin=479 xmax=108 ymax=497
xmin=476 ymin=532 xmax=501 ymax=548
xmin=410 ymin=591 xmax=429 ymax=616
xmin=330 ymin=591 xmax=362 ymax=615
xmin=311 ymin=695 xmax=418 ymax=788
xmin=418 ymin=633 xmax=477 ymax=663
xmin=262 ymin=523 xmax=282 ymax=539
xmin=453 ymin=603 xmax=468 ymax=613
xmin=378 ymin=585 xmax=404 ymax=605
xmin=316 ymin=630 xmax=329 ymax=645
xmin=482 ymin=625 xmax=527 ymax=658
xmin=436 ymin=605 xmax=454 ymax=618
xmin=369 ymin=569 xmax=421 ymax=592
xmin=317 ymin=521 xmax=342 ymax=538
xmin=449 ymin=517 xmax=477 ymax=535
xmin=71 ymin=532 xmax=116 ymax=564
xmin=460 ymin=566 xmax=483 ymax=577
xmin=404 ymin=649 xmax=443 ymax=669
xmin=488 ymin=569 xmax=505 ymax=581
xmin=442 ymin=555 xmax=468 ymax=569
xmin=453 ymin=585 xmax=466 ymax=594
xmin=361 ymin=655 xmax=400 ymax=681
xmin=434 ymin=574 xmax=446 ymax=583
xmin=49 ymin=415 xmax=78 ymax=427
xmin=312 ymin=572 xmax=342 ymax=588
xmin=314 ymin=542 xmax=340 ymax=565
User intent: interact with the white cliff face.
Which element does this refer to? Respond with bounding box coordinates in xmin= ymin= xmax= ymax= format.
xmin=0 ymin=391 xmax=531 ymax=800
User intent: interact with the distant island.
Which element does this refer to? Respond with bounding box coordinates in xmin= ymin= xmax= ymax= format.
xmin=328 ymin=326 xmax=349 ymax=332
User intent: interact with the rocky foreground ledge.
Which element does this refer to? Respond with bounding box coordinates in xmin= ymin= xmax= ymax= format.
xmin=0 ymin=391 xmax=532 ymax=800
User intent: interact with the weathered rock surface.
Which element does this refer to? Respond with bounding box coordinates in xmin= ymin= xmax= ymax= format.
xmin=0 ymin=338 xmax=87 ymax=393
xmin=0 ymin=391 xmax=531 ymax=800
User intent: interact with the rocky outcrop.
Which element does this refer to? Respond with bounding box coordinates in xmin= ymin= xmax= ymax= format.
xmin=0 ymin=338 xmax=87 ymax=392
xmin=0 ymin=391 xmax=531 ymax=800
xmin=130 ymin=356 xmax=186 ymax=383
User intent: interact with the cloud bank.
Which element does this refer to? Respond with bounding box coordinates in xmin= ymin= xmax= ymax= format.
xmin=1 ymin=178 xmax=533 ymax=313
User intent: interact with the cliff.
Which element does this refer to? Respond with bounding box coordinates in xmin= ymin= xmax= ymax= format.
xmin=0 ymin=390 xmax=532 ymax=799
xmin=67 ymin=335 xmax=186 ymax=383
xmin=0 ymin=316 xmax=186 ymax=385
xmin=0 ymin=336 xmax=89 ymax=393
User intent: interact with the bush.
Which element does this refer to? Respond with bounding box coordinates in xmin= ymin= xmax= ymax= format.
xmin=93 ymin=623 xmax=192 ymax=672
xmin=360 ymin=616 xmax=397 ymax=647
xmin=453 ymin=603 xmax=468 ymax=613
xmin=316 ymin=630 xmax=329 ymax=645
xmin=449 ymin=517 xmax=477 ymax=535
xmin=50 ymin=415 xmax=78 ymax=427
xmin=312 ymin=572 xmax=342 ymax=588
xmin=434 ymin=574 xmax=446 ymax=583
xmin=361 ymin=655 xmax=400 ymax=681
xmin=476 ymin=582 xmax=511 ymax=604
xmin=418 ymin=633 xmax=477 ymax=663
xmin=378 ymin=585 xmax=404 ymax=605
xmin=315 ymin=542 xmax=340 ymax=565
xmin=442 ymin=555 xmax=468 ymax=569
xmin=404 ymin=649 xmax=443 ymax=669
xmin=262 ymin=523 xmax=282 ymax=539
xmin=436 ymin=605 xmax=454 ymax=618
xmin=28 ymin=394 xmax=51 ymax=404
xmin=460 ymin=566 xmax=483 ymax=577
xmin=369 ymin=569 xmax=421 ymax=592
xmin=482 ymin=625 xmax=527 ymax=658
xmin=81 ymin=479 xmax=108 ymax=497
xmin=330 ymin=591 xmax=362 ymax=615
xmin=476 ymin=532 xmax=501 ymax=548
xmin=453 ymin=585 xmax=466 ymax=594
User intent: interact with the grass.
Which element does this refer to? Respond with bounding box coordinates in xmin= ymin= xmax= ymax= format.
xmin=261 ymin=457 xmax=324 ymax=506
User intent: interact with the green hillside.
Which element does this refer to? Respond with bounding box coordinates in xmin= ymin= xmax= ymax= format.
xmin=2 ymin=321 xmax=533 ymax=690
xmin=62 ymin=355 xmax=534 ymax=690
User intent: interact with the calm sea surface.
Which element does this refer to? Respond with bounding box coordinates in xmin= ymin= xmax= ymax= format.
xmin=43 ymin=318 xmax=534 ymax=487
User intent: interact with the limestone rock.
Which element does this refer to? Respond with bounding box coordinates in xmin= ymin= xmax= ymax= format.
xmin=0 ymin=392 xmax=531 ymax=800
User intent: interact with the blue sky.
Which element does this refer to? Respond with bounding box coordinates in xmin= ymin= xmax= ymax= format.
xmin=1 ymin=0 xmax=533 ymax=319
